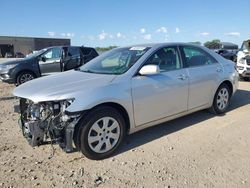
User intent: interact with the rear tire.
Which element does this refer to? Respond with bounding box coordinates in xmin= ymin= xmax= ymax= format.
xmin=16 ymin=71 xmax=35 ymax=85
xmin=209 ymin=84 xmax=231 ymax=114
xmin=78 ymin=106 xmax=125 ymax=160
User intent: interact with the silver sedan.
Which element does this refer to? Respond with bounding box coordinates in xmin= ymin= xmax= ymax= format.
xmin=13 ymin=43 xmax=239 ymax=160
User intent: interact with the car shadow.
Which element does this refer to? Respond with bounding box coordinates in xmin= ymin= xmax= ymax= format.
xmin=116 ymin=89 xmax=250 ymax=156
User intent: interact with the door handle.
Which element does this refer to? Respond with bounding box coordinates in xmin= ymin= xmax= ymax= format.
xmin=178 ymin=74 xmax=188 ymax=80
xmin=217 ymin=68 xmax=223 ymax=72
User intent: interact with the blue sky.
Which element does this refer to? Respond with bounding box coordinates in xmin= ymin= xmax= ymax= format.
xmin=1 ymin=0 xmax=249 ymax=47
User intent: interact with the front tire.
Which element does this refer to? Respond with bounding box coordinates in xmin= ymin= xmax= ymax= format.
xmin=16 ymin=71 xmax=35 ymax=85
xmin=210 ymin=84 xmax=231 ymax=114
xmin=79 ymin=106 xmax=125 ymax=160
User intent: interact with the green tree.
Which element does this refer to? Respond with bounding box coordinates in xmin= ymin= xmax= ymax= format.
xmin=204 ymin=39 xmax=221 ymax=49
xmin=95 ymin=46 xmax=118 ymax=53
xmin=189 ymin=41 xmax=202 ymax=45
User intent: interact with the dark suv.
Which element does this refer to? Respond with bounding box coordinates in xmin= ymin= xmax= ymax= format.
xmin=215 ymin=49 xmax=237 ymax=62
xmin=0 ymin=46 xmax=98 ymax=85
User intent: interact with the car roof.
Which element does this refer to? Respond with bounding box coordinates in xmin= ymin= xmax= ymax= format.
xmin=45 ymin=46 xmax=94 ymax=49
xmin=121 ymin=42 xmax=201 ymax=49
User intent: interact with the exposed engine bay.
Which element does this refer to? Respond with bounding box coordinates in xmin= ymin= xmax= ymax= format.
xmin=17 ymin=98 xmax=81 ymax=153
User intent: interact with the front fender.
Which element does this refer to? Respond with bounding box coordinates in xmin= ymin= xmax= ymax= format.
xmin=65 ymin=81 xmax=135 ymax=129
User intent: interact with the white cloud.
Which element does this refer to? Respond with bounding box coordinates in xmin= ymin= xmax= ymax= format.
xmin=156 ymin=27 xmax=167 ymax=33
xmin=48 ymin=32 xmax=56 ymax=37
xmin=66 ymin=33 xmax=75 ymax=37
xmin=175 ymin=27 xmax=180 ymax=33
xmin=225 ymin=32 xmax=240 ymax=37
xmin=116 ymin=32 xmax=126 ymax=39
xmin=200 ymin=32 xmax=210 ymax=36
xmin=143 ymin=34 xmax=152 ymax=40
xmin=59 ymin=33 xmax=74 ymax=38
xmin=117 ymin=32 xmax=122 ymax=38
xmin=140 ymin=28 xmax=146 ymax=34
xmin=98 ymin=31 xmax=109 ymax=40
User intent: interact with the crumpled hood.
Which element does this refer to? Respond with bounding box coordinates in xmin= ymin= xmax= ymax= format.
xmin=13 ymin=70 xmax=116 ymax=103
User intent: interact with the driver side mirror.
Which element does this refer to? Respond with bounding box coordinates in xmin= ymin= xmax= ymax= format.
xmin=41 ymin=56 xmax=46 ymax=62
xmin=139 ymin=65 xmax=160 ymax=75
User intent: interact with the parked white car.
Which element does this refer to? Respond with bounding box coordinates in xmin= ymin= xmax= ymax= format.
xmin=237 ymin=39 xmax=250 ymax=80
xmin=13 ymin=43 xmax=239 ymax=160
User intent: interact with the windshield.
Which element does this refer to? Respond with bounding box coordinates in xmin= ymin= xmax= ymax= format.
xmin=26 ymin=48 xmax=48 ymax=59
xmin=79 ymin=47 xmax=150 ymax=75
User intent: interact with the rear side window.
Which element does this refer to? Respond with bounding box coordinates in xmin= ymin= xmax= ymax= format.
xmin=67 ymin=47 xmax=80 ymax=57
xmin=81 ymin=47 xmax=99 ymax=63
xmin=81 ymin=47 xmax=92 ymax=55
xmin=181 ymin=46 xmax=217 ymax=67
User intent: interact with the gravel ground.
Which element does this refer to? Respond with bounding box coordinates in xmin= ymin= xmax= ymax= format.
xmin=0 ymin=81 xmax=250 ymax=188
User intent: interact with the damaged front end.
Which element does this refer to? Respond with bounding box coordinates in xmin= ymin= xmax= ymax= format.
xmin=16 ymin=98 xmax=81 ymax=153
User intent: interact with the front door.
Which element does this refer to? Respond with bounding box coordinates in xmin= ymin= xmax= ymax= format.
xmin=39 ymin=47 xmax=62 ymax=76
xmin=132 ymin=46 xmax=189 ymax=126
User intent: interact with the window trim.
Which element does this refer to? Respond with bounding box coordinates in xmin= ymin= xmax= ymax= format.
xmin=179 ymin=45 xmax=218 ymax=68
xmin=133 ymin=45 xmax=184 ymax=76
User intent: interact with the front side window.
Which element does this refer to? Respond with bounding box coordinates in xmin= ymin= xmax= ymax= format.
xmin=145 ymin=47 xmax=181 ymax=72
xmin=79 ymin=47 xmax=150 ymax=74
xmin=43 ymin=48 xmax=62 ymax=60
xmin=181 ymin=46 xmax=217 ymax=67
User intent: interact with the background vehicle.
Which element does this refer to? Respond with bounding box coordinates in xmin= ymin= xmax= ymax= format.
xmin=237 ymin=39 xmax=250 ymax=81
xmin=13 ymin=43 xmax=238 ymax=160
xmin=215 ymin=49 xmax=237 ymax=62
xmin=4 ymin=52 xmax=13 ymax=58
xmin=14 ymin=52 xmax=25 ymax=58
xmin=0 ymin=46 xmax=98 ymax=85
xmin=213 ymin=42 xmax=238 ymax=62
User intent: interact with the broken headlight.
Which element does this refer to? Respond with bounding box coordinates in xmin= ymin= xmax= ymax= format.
xmin=25 ymin=98 xmax=75 ymax=121
xmin=238 ymin=58 xmax=246 ymax=65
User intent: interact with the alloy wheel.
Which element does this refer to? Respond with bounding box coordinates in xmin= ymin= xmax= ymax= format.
xmin=87 ymin=117 xmax=121 ymax=153
xmin=216 ymin=88 xmax=229 ymax=110
xmin=20 ymin=73 xmax=34 ymax=84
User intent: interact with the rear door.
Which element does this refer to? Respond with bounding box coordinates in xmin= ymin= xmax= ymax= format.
xmin=63 ymin=47 xmax=82 ymax=71
xmin=179 ymin=45 xmax=223 ymax=110
xmin=132 ymin=46 xmax=189 ymax=126
xmin=39 ymin=47 xmax=62 ymax=75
